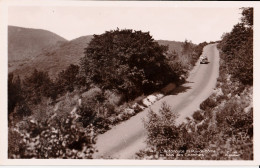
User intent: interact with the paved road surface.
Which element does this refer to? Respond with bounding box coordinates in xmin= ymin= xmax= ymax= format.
xmin=93 ymin=44 xmax=220 ymax=159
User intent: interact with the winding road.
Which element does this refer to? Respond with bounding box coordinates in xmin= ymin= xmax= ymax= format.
xmin=93 ymin=44 xmax=220 ymax=159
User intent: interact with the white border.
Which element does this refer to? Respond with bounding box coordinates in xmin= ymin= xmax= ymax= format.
xmin=1 ymin=0 xmax=260 ymax=166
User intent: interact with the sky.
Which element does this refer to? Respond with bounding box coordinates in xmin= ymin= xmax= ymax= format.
xmin=8 ymin=6 xmax=241 ymax=44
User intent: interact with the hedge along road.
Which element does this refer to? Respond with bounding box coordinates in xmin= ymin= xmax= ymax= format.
xmin=93 ymin=43 xmax=220 ymax=159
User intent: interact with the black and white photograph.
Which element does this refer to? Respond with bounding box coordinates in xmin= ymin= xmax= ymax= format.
xmin=1 ymin=0 xmax=259 ymax=165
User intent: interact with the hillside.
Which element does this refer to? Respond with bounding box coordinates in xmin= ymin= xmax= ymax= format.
xmin=8 ymin=26 xmax=68 ymax=73
xmin=8 ymin=29 xmax=206 ymax=159
xmin=8 ymin=26 xmax=67 ymax=62
xmin=9 ymin=28 xmax=184 ymax=79
xmin=156 ymin=40 xmax=183 ymax=55
xmin=10 ymin=35 xmax=93 ymax=78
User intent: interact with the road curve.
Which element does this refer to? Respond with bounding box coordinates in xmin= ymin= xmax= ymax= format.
xmin=93 ymin=44 xmax=220 ymax=159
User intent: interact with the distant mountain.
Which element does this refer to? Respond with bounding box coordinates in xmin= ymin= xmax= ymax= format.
xmin=156 ymin=40 xmax=183 ymax=55
xmin=9 ymin=26 xmax=184 ymax=78
xmin=8 ymin=26 xmax=67 ymax=62
xmin=11 ymin=35 xmax=93 ymax=78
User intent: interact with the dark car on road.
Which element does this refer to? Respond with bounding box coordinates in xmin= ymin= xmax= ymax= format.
xmin=200 ymin=56 xmax=208 ymax=64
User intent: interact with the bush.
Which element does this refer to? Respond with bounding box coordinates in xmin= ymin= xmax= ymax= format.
xmin=144 ymin=102 xmax=188 ymax=152
xmin=104 ymin=90 xmax=123 ymax=106
xmin=192 ymin=110 xmax=204 ymax=122
xmin=200 ymin=97 xmax=217 ymax=111
xmin=77 ymin=103 xmax=97 ymax=127
xmin=15 ymin=102 xmax=32 ymax=118
xmin=8 ymin=129 xmax=23 ymax=157
xmin=9 ymin=111 xmax=95 ymax=159
xmin=140 ymin=89 xmax=253 ymax=160
xmin=216 ymin=100 xmax=252 ymax=135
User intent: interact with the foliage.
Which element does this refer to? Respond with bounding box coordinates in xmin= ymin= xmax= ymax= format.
xmin=8 ymin=73 xmax=22 ymax=114
xmin=182 ymin=39 xmax=194 ymax=55
xmin=231 ymin=33 xmax=253 ymax=85
xmin=216 ymin=100 xmax=253 ymax=136
xmin=76 ymin=88 xmax=113 ymax=134
xmin=192 ymin=42 xmax=208 ymax=65
xmin=80 ymin=29 xmax=178 ymax=100
xmin=219 ymin=8 xmax=253 ymax=85
xmin=140 ymin=86 xmax=253 ymax=160
xmin=167 ymin=40 xmax=207 ymax=78
xmin=144 ymin=102 xmax=183 ymax=151
xmin=23 ymin=69 xmax=56 ymax=104
xmin=181 ymin=40 xmax=208 ymax=67
xmin=55 ymin=64 xmax=86 ymax=95
xmin=8 ymin=73 xmax=32 ymax=119
xmin=192 ymin=110 xmax=204 ymax=122
xmin=140 ymin=31 xmax=253 ymax=159
xmin=141 ymin=102 xmax=213 ymax=160
xmin=241 ymin=7 xmax=253 ymax=27
xmin=199 ymin=97 xmax=217 ymax=111
xmin=214 ymin=98 xmax=253 ymax=160
xmin=8 ymin=108 xmax=95 ymax=159
xmin=77 ymin=102 xmax=97 ymax=127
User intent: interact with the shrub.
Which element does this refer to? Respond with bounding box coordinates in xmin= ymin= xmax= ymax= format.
xmin=8 ymin=129 xmax=23 ymax=157
xmin=144 ymin=102 xmax=189 ymax=152
xmin=9 ymin=111 xmax=95 ymax=159
xmin=104 ymin=90 xmax=123 ymax=106
xmin=77 ymin=103 xmax=97 ymax=127
xmin=200 ymin=97 xmax=217 ymax=111
xmin=217 ymin=100 xmax=253 ymax=135
xmin=192 ymin=110 xmax=204 ymax=122
xmin=15 ymin=102 xmax=32 ymax=118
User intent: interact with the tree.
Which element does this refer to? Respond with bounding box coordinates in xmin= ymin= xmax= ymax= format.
xmin=144 ymin=102 xmax=181 ymax=150
xmin=80 ymin=29 xmax=177 ymax=100
xmin=231 ymin=32 xmax=253 ymax=85
xmin=219 ymin=7 xmax=253 ymax=85
xmin=8 ymin=73 xmax=32 ymax=120
xmin=241 ymin=7 xmax=253 ymax=27
xmin=8 ymin=73 xmax=22 ymax=115
xmin=182 ymin=39 xmax=193 ymax=55
xmin=55 ymin=64 xmax=84 ymax=94
xmin=23 ymin=69 xmax=55 ymax=104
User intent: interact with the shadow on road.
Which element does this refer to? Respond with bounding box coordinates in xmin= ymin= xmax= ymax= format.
xmin=200 ymin=61 xmax=210 ymax=64
xmin=167 ymin=84 xmax=192 ymax=96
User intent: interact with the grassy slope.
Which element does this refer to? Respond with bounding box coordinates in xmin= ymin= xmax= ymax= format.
xmin=9 ymin=27 xmax=184 ymax=79
xmin=156 ymin=40 xmax=183 ymax=55
xmin=10 ymin=35 xmax=93 ymax=78
xmin=8 ymin=26 xmax=67 ymax=63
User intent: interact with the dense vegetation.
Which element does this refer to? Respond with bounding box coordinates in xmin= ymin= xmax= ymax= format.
xmin=218 ymin=7 xmax=253 ymax=85
xmin=8 ymin=97 xmax=96 ymax=159
xmin=137 ymin=7 xmax=253 ymax=160
xmin=8 ymin=28 xmax=206 ymax=158
xmin=80 ymin=29 xmax=183 ymax=101
xmin=138 ymin=84 xmax=252 ymax=160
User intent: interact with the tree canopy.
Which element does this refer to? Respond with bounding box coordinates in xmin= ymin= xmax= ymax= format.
xmin=219 ymin=7 xmax=253 ymax=85
xmin=81 ymin=29 xmax=178 ymax=100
